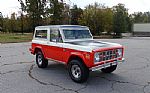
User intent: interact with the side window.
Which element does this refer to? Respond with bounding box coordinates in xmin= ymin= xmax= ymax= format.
xmin=35 ymin=30 xmax=47 ymax=39
xmin=50 ymin=29 xmax=62 ymax=42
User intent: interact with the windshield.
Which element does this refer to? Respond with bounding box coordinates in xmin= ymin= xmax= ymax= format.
xmin=63 ymin=29 xmax=92 ymax=39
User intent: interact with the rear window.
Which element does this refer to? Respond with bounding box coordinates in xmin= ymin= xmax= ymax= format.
xmin=35 ymin=30 xmax=47 ymax=39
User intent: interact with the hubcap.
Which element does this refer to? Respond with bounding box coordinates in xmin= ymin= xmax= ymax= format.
xmin=37 ymin=55 xmax=42 ymax=65
xmin=71 ymin=65 xmax=81 ymax=79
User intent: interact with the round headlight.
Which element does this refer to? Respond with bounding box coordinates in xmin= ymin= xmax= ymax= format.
xmin=94 ymin=52 xmax=100 ymax=62
xmin=117 ymin=49 xmax=122 ymax=57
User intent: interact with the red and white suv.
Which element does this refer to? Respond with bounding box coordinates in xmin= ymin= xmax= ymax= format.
xmin=29 ymin=25 xmax=125 ymax=83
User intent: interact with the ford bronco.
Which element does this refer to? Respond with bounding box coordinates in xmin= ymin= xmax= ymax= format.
xmin=29 ymin=25 xmax=124 ymax=83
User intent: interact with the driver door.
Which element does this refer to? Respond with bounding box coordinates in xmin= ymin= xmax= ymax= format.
xmin=46 ymin=28 xmax=64 ymax=62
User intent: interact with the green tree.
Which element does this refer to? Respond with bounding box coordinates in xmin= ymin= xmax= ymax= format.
xmin=49 ymin=0 xmax=64 ymax=24
xmin=0 ymin=12 xmax=3 ymax=31
xmin=25 ymin=0 xmax=47 ymax=31
xmin=126 ymin=14 xmax=133 ymax=32
xmin=132 ymin=12 xmax=145 ymax=23
xmin=18 ymin=0 xmax=26 ymax=34
xmin=79 ymin=3 xmax=102 ymax=35
xmin=131 ymin=12 xmax=150 ymax=23
xmin=147 ymin=12 xmax=150 ymax=22
xmin=79 ymin=3 xmax=113 ymax=35
xmin=21 ymin=15 xmax=33 ymax=33
xmin=62 ymin=3 xmax=70 ymax=24
xmin=102 ymin=8 xmax=113 ymax=34
xmin=113 ymin=3 xmax=128 ymax=37
xmin=70 ymin=5 xmax=83 ymax=25
xmin=10 ymin=13 xmax=17 ymax=33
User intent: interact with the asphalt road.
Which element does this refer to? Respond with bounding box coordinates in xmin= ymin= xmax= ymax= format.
xmin=0 ymin=37 xmax=150 ymax=93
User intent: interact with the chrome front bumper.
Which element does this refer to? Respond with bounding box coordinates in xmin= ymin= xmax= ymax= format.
xmin=90 ymin=58 xmax=125 ymax=71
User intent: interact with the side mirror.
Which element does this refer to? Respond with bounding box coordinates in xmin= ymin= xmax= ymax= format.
xmin=56 ymin=37 xmax=63 ymax=43
xmin=56 ymin=38 xmax=59 ymax=43
xmin=51 ymin=38 xmax=57 ymax=42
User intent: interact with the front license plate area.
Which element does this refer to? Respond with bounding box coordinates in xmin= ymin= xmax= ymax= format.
xmin=103 ymin=62 xmax=111 ymax=68
xmin=103 ymin=61 xmax=117 ymax=68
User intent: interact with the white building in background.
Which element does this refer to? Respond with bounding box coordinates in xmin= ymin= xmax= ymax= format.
xmin=133 ymin=23 xmax=150 ymax=37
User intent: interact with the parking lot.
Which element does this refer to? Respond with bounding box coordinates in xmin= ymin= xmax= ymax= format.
xmin=0 ymin=37 xmax=150 ymax=93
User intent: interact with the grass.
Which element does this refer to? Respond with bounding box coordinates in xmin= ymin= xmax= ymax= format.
xmin=0 ymin=33 xmax=33 ymax=43
xmin=0 ymin=33 xmax=116 ymax=43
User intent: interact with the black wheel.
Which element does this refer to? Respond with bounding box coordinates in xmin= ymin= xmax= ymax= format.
xmin=68 ymin=60 xmax=89 ymax=83
xmin=36 ymin=51 xmax=48 ymax=68
xmin=101 ymin=65 xmax=117 ymax=73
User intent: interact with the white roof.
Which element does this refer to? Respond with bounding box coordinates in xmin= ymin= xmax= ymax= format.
xmin=35 ymin=25 xmax=88 ymax=29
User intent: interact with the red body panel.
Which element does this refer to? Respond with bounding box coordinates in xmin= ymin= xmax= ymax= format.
xmin=44 ymin=45 xmax=64 ymax=62
xmin=30 ymin=43 xmax=124 ymax=68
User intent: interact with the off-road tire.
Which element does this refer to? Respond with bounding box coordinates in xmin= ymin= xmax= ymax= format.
xmin=68 ymin=60 xmax=89 ymax=83
xmin=36 ymin=51 xmax=48 ymax=68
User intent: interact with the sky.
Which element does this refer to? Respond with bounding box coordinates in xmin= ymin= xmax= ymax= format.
xmin=0 ymin=0 xmax=20 ymax=17
xmin=0 ymin=0 xmax=150 ymax=17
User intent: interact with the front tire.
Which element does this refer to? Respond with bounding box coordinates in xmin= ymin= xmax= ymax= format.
xmin=36 ymin=51 xmax=48 ymax=68
xmin=68 ymin=60 xmax=89 ymax=83
xmin=101 ymin=65 xmax=117 ymax=73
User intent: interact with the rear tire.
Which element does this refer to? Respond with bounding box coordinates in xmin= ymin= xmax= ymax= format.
xmin=68 ymin=60 xmax=89 ymax=83
xmin=36 ymin=51 xmax=48 ymax=68
xmin=101 ymin=65 xmax=117 ymax=73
